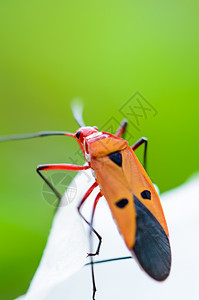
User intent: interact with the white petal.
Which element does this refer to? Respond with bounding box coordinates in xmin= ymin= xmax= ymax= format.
xmin=18 ymin=169 xmax=95 ymax=300
xmin=17 ymin=173 xmax=199 ymax=300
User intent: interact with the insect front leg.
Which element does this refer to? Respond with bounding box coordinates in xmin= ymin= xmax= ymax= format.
xmin=131 ymin=137 xmax=148 ymax=170
xmin=37 ymin=163 xmax=90 ymax=201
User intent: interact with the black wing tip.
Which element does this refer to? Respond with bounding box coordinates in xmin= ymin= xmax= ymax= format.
xmin=132 ymin=195 xmax=172 ymax=281
xmin=150 ymin=263 xmax=171 ymax=281
xmin=148 ymin=254 xmax=171 ymax=282
xmin=132 ymin=248 xmax=171 ymax=281
xmin=154 ymin=269 xmax=171 ymax=281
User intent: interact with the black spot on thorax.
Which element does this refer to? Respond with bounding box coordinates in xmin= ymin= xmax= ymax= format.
xmin=108 ymin=151 xmax=122 ymax=167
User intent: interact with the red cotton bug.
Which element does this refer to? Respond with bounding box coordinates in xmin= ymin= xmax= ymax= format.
xmin=0 ymin=103 xmax=171 ymax=299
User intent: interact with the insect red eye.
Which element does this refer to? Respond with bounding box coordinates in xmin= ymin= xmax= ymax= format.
xmin=76 ymin=131 xmax=82 ymax=139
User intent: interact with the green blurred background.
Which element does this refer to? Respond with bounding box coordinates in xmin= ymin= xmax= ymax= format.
xmin=0 ymin=0 xmax=198 ymax=299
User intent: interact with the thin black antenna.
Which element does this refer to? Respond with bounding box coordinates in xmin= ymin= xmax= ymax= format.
xmin=0 ymin=131 xmax=75 ymax=142
xmin=71 ymin=99 xmax=86 ymax=127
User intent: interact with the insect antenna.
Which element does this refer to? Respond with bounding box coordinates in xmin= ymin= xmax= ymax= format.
xmin=71 ymin=99 xmax=86 ymax=127
xmin=0 ymin=131 xmax=75 ymax=142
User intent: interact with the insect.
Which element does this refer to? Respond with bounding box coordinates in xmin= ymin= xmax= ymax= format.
xmin=0 ymin=103 xmax=171 ymax=299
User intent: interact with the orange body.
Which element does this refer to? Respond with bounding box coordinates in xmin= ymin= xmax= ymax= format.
xmin=85 ymin=132 xmax=171 ymax=281
xmin=89 ymin=135 xmax=169 ymax=249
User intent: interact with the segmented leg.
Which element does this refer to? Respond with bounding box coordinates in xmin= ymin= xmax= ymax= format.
xmin=115 ymin=120 xmax=128 ymax=137
xmin=77 ymin=182 xmax=102 ymax=256
xmin=37 ymin=163 xmax=90 ymax=200
xmin=131 ymin=137 xmax=148 ymax=170
xmin=77 ymin=185 xmax=102 ymax=300
xmin=89 ymin=192 xmax=103 ymax=256
xmin=85 ymin=256 xmax=132 ymax=266
xmin=89 ymin=192 xmax=102 ymax=300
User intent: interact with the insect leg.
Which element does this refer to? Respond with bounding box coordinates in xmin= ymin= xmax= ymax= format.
xmin=77 ymin=182 xmax=102 ymax=255
xmin=77 ymin=181 xmax=98 ymax=208
xmin=88 ymin=191 xmax=102 ymax=256
xmin=115 ymin=119 xmax=128 ymax=137
xmin=37 ymin=164 xmax=90 ymax=200
xmin=77 ymin=183 xmax=103 ymax=300
xmin=85 ymin=256 xmax=133 ymax=266
xmin=89 ymin=192 xmax=102 ymax=300
xmin=131 ymin=137 xmax=148 ymax=170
